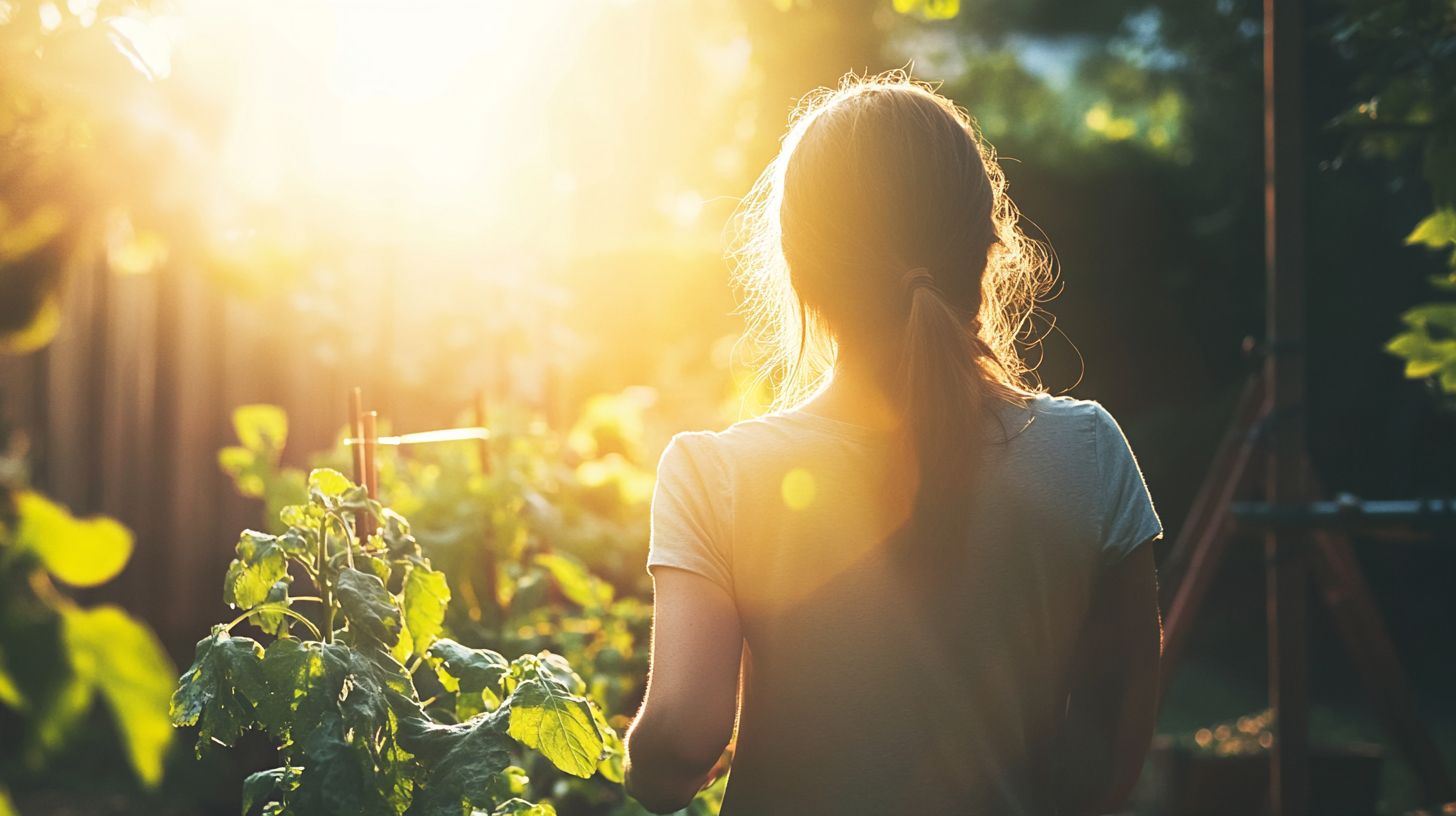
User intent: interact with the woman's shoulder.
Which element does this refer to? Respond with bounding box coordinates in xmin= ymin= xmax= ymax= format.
xmin=995 ymin=393 xmax=1129 ymax=472
xmin=1016 ymin=392 xmax=1133 ymax=433
xmin=1004 ymin=392 xmax=1106 ymax=436
xmin=658 ymin=408 xmax=877 ymax=473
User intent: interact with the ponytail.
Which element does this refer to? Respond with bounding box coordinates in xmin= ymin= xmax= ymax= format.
xmin=896 ymin=268 xmax=990 ymax=560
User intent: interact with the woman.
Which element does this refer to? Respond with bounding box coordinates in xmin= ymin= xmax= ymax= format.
xmin=624 ymin=72 xmax=1163 ymax=815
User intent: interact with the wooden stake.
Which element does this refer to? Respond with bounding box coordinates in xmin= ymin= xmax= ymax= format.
xmin=363 ymin=410 xmax=380 ymax=504
xmin=350 ymin=387 xmax=368 ymax=537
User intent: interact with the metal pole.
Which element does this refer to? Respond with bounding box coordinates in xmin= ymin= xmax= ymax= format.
xmin=1264 ymin=0 xmax=1310 ymax=810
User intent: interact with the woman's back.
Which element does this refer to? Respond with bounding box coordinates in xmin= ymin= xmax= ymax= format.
xmin=624 ymin=73 xmax=1162 ymax=816
xmin=648 ymin=395 xmax=1161 ymax=814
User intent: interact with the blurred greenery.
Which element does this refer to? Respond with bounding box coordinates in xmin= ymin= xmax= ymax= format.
xmin=0 ymin=419 xmax=175 ymax=808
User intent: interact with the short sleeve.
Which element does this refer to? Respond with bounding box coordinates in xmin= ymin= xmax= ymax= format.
xmin=647 ymin=432 xmax=733 ymax=592
xmin=1093 ymin=404 xmax=1163 ymax=565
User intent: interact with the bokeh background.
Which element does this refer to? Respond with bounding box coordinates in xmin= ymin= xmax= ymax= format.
xmin=1 ymin=0 xmax=1454 ymax=814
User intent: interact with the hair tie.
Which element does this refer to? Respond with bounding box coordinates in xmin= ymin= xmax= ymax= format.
xmin=904 ymin=267 xmax=939 ymax=294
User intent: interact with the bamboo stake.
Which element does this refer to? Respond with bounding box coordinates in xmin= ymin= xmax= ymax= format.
xmin=350 ymin=387 xmax=368 ymax=538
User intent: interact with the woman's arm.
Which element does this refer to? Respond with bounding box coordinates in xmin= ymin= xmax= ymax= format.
xmin=1056 ymin=542 xmax=1162 ymax=815
xmin=625 ymin=567 xmax=743 ymax=814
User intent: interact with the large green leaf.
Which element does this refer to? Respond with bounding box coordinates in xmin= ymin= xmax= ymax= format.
xmin=335 ymin=568 xmax=402 ymax=649
xmin=535 ymin=553 xmax=613 ymax=609
xmin=403 ymin=564 xmax=450 ymax=656
xmin=62 ymin=606 xmax=175 ymax=787
xmin=400 ymin=708 xmax=514 ymax=816
xmin=292 ymin=711 xmax=399 ymax=816
xmin=169 ymin=628 xmax=266 ymax=753
xmin=14 ymin=491 xmax=132 ymax=587
xmin=257 ymin=641 xmax=413 ymax=813
xmin=507 ymin=676 xmax=603 ymax=779
xmin=427 ymin=639 xmax=508 ymax=695
xmin=309 ymin=467 xmax=354 ymax=500
xmin=256 ymin=638 xmax=347 ymax=741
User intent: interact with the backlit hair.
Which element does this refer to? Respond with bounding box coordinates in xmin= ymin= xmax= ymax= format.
xmin=730 ymin=69 xmax=1054 ymax=548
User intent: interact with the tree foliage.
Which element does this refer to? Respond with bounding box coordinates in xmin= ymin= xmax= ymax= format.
xmin=1326 ymin=0 xmax=1456 ymax=397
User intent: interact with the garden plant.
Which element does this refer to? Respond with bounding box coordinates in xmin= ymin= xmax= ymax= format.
xmin=171 ymin=464 xmax=621 ymax=816
xmin=200 ymin=400 xmax=723 ymax=815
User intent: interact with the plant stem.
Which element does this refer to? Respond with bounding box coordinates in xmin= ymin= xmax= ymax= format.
xmin=406 ymin=654 xmax=424 ymax=675
xmin=223 ymin=605 xmax=323 ymax=641
xmin=318 ymin=516 xmax=334 ymax=643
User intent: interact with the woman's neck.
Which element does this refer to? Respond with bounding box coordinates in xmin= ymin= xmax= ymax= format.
xmin=801 ymin=357 xmax=903 ymax=432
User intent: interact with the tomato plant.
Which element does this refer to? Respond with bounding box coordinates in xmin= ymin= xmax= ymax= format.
xmin=172 ymin=466 xmax=622 ymax=816
xmin=213 ymin=399 xmax=730 ymax=816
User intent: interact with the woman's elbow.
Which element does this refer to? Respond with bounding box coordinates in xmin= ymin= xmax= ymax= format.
xmin=624 ymin=775 xmax=698 ymax=816
xmin=623 ymin=718 xmax=725 ymax=813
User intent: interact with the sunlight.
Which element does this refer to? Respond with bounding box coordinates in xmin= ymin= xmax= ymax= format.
xmin=172 ymin=1 xmax=601 ymax=250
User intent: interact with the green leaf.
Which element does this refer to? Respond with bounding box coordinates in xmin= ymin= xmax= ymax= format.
xmin=276 ymin=529 xmax=311 ymax=556
xmin=1402 ymin=303 xmax=1456 ymax=332
xmin=403 ymin=564 xmax=450 ymax=656
xmin=278 ymin=503 xmax=321 ymax=531
xmin=400 ymin=709 xmax=514 ymax=815
xmin=381 ymin=509 xmax=419 ymax=557
xmin=594 ymin=703 xmax=624 ymax=784
xmin=14 ymin=491 xmax=133 ymax=587
xmin=224 ymin=531 xmax=288 ymax=611
xmin=265 ymin=645 xmax=411 ymax=815
xmin=0 ymin=787 xmax=14 ymax=816
xmin=218 ymin=446 xmax=263 ymax=497
xmin=169 ymin=629 xmax=266 ymax=753
xmin=292 ymin=711 xmax=397 ymax=816
xmin=234 ymin=404 xmax=288 ymax=453
xmin=1406 ymin=208 xmax=1456 ymax=249
xmin=256 ymin=638 xmax=347 ymax=741
xmin=62 ymin=606 xmax=176 ymax=787
xmin=507 ymin=676 xmax=603 ymax=779
xmin=31 ymin=674 xmax=94 ymax=763
xmin=335 ymin=568 xmax=402 ymax=649
xmin=309 ymin=468 xmax=354 ymax=500
xmin=242 ymin=766 xmax=297 ymax=816
xmin=427 ymin=639 xmax=508 ymax=695
xmin=535 ymin=552 xmax=613 ymax=609
xmin=481 ymin=765 xmax=530 ymax=805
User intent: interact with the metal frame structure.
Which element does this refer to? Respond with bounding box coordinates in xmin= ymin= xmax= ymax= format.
xmin=1155 ymin=0 xmax=1456 ymax=812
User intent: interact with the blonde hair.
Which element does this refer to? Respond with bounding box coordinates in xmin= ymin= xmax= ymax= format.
xmin=731 ymin=69 xmax=1052 ymax=410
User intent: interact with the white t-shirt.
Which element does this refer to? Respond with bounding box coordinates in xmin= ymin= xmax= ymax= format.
xmin=648 ymin=394 xmax=1162 ymax=815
